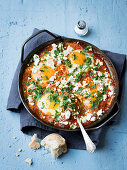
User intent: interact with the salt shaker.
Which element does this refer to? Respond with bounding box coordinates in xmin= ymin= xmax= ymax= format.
xmin=74 ymin=20 xmax=88 ymax=36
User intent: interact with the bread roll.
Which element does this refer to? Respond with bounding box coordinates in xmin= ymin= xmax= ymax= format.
xmin=41 ymin=133 xmax=67 ymax=158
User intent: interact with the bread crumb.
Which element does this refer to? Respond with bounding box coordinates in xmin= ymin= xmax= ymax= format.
xmin=18 ymin=148 xmax=22 ymax=152
xmin=12 ymin=136 xmax=16 ymax=139
xmin=29 ymin=134 xmax=40 ymax=149
xmin=16 ymin=153 xmax=19 ymax=157
xmin=25 ymin=158 xmax=32 ymax=165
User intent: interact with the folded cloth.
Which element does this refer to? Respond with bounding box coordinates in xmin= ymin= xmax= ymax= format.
xmin=7 ymin=28 xmax=126 ymax=149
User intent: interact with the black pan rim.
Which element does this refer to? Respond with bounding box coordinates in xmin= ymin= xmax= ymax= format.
xmin=18 ymin=37 xmax=119 ymax=131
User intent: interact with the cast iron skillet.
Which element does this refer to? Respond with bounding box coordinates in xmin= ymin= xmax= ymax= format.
xmin=18 ymin=30 xmax=119 ymax=131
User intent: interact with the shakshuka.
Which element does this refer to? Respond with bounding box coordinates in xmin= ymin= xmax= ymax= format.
xmin=22 ymin=42 xmax=115 ymax=129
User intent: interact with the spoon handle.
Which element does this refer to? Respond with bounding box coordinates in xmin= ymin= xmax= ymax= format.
xmin=77 ymin=117 xmax=96 ymax=153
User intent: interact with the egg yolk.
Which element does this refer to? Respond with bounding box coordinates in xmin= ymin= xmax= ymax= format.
xmin=69 ymin=51 xmax=86 ymax=65
xmin=43 ymin=94 xmax=60 ymax=110
xmin=32 ymin=65 xmax=55 ymax=82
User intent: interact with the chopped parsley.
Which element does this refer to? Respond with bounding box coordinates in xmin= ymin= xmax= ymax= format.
xmin=65 ymin=59 xmax=72 ymax=68
xmin=80 ymin=50 xmax=89 ymax=55
xmin=41 ymin=102 xmax=45 ymax=109
xmin=79 ymin=64 xmax=83 ymax=69
xmin=54 ymin=49 xmax=59 ymax=58
xmin=85 ymin=45 xmax=92 ymax=50
xmin=48 ymin=92 xmax=60 ymax=106
xmin=85 ymin=57 xmax=92 ymax=66
xmin=30 ymin=57 xmax=34 ymax=63
xmin=44 ymin=50 xmax=51 ymax=55
xmin=91 ymin=85 xmax=96 ymax=89
xmin=72 ymin=53 xmax=77 ymax=60
xmin=76 ymin=87 xmax=84 ymax=94
xmin=37 ymin=78 xmax=42 ymax=83
xmin=63 ymin=83 xmax=75 ymax=94
xmin=90 ymin=90 xmax=105 ymax=110
xmin=54 ymin=110 xmax=59 ymax=122
xmin=44 ymin=75 xmax=49 ymax=80
xmin=75 ymin=72 xmax=85 ymax=83
xmin=33 ymin=86 xmax=46 ymax=100
xmin=40 ymin=69 xmax=44 ymax=72
xmin=91 ymin=53 xmax=95 ymax=59
xmin=98 ymin=73 xmax=105 ymax=81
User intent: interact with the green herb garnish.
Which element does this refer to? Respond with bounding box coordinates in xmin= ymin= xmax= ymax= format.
xmin=41 ymin=102 xmax=45 ymax=109
xmin=54 ymin=110 xmax=59 ymax=122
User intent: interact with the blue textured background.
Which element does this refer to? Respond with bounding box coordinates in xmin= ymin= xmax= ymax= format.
xmin=0 ymin=0 xmax=127 ymax=170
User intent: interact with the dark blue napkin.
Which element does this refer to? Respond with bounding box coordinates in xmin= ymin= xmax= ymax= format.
xmin=7 ymin=28 xmax=126 ymax=149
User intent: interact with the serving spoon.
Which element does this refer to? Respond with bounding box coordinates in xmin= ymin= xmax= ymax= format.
xmin=74 ymin=96 xmax=96 ymax=153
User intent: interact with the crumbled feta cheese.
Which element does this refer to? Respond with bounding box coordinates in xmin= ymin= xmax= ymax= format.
xmin=86 ymin=113 xmax=92 ymax=121
xmin=105 ymin=72 xmax=109 ymax=78
xmin=25 ymin=158 xmax=32 ymax=165
xmin=63 ymin=56 xmax=67 ymax=60
xmin=89 ymin=47 xmax=92 ymax=51
xmin=31 ymin=66 xmax=38 ymax=73
xmin=97 ymin=109 xmax=103 ymax=116
xmin=100 ymin=61 xmax=103 ymax=66
xmin=59 ymin=121 xmax=69 ymax=125
xmin=93 ymin=79 xmax=103 ymax=85
xmin=109 ymin=85 xmax=114 ymax=91
xmin=49 ymin=76 xmax=55 ymax=81
xmin=52 ymin=43 xmax=57 ymax=50
xmin=64 ymin=110 xmax=71 ymax=120
xmin=91 ymin=117 xmax=96 ymax=121
xmin=73 ymin=86 xmax=79 ymax=91
xmin=58 ymin=43 xmax=63 ymax=49
xmin=57 ymin=58 xmax=62 ymax=65
xmin=33 ymin=54 xmax=40 ymax=66
xmin=95 ymin=59 xmax=103 ymax=66
xmin=46 ymin=58 xmax=55 ymax=69
xmin=104 ymin=78 xmax=110 ymax=86
xmin=27 ymin=84 xmax=35 ymax=90
xmin=103 ymin=94 xmax=107 ymax=101
xmin=30 ymin=102 xmax=34 ymax=106
xmin=83 ymin=80 xmax=87 ymax=86
xmin=82 ymin=116 xmax=86 ymax=123
xmin=28 ymin=95 xmax=33 ymax=102
xmin=63 ymin=46 xmax=73 ymax=56
xmin=108 ymin=91 xmax=113 ymax=96
xmin=67 ymin=75 xmax=74 ymax=83
xmin=68 ymin=98 xmax=71 ymax=102
xmin=28 ymin=95 xmax=34 ymax=106
xmin=98 ymin=71 xmax=102 ymax=76
xmin=55 ymin=81 xmax=60 ymax=86
xmin=93 ymin=70 xmax=97 ymax=74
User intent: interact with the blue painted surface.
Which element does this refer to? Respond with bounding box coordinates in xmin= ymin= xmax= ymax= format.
xmin=0 ymin=0 xmax=127 ymax=170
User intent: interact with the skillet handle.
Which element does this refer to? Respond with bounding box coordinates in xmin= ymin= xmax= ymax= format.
xmin=21 ymin=29 xmax=61 ymax=63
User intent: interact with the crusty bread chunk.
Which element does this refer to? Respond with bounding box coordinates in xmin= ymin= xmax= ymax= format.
xmin=29 ymin=134 xmax=40 ymax=149
xmin=41 ymin=133 xmax=67 ymax=158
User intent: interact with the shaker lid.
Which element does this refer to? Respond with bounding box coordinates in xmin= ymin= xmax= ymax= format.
xmin=77 ymin=20 xmax=86 ymax=29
